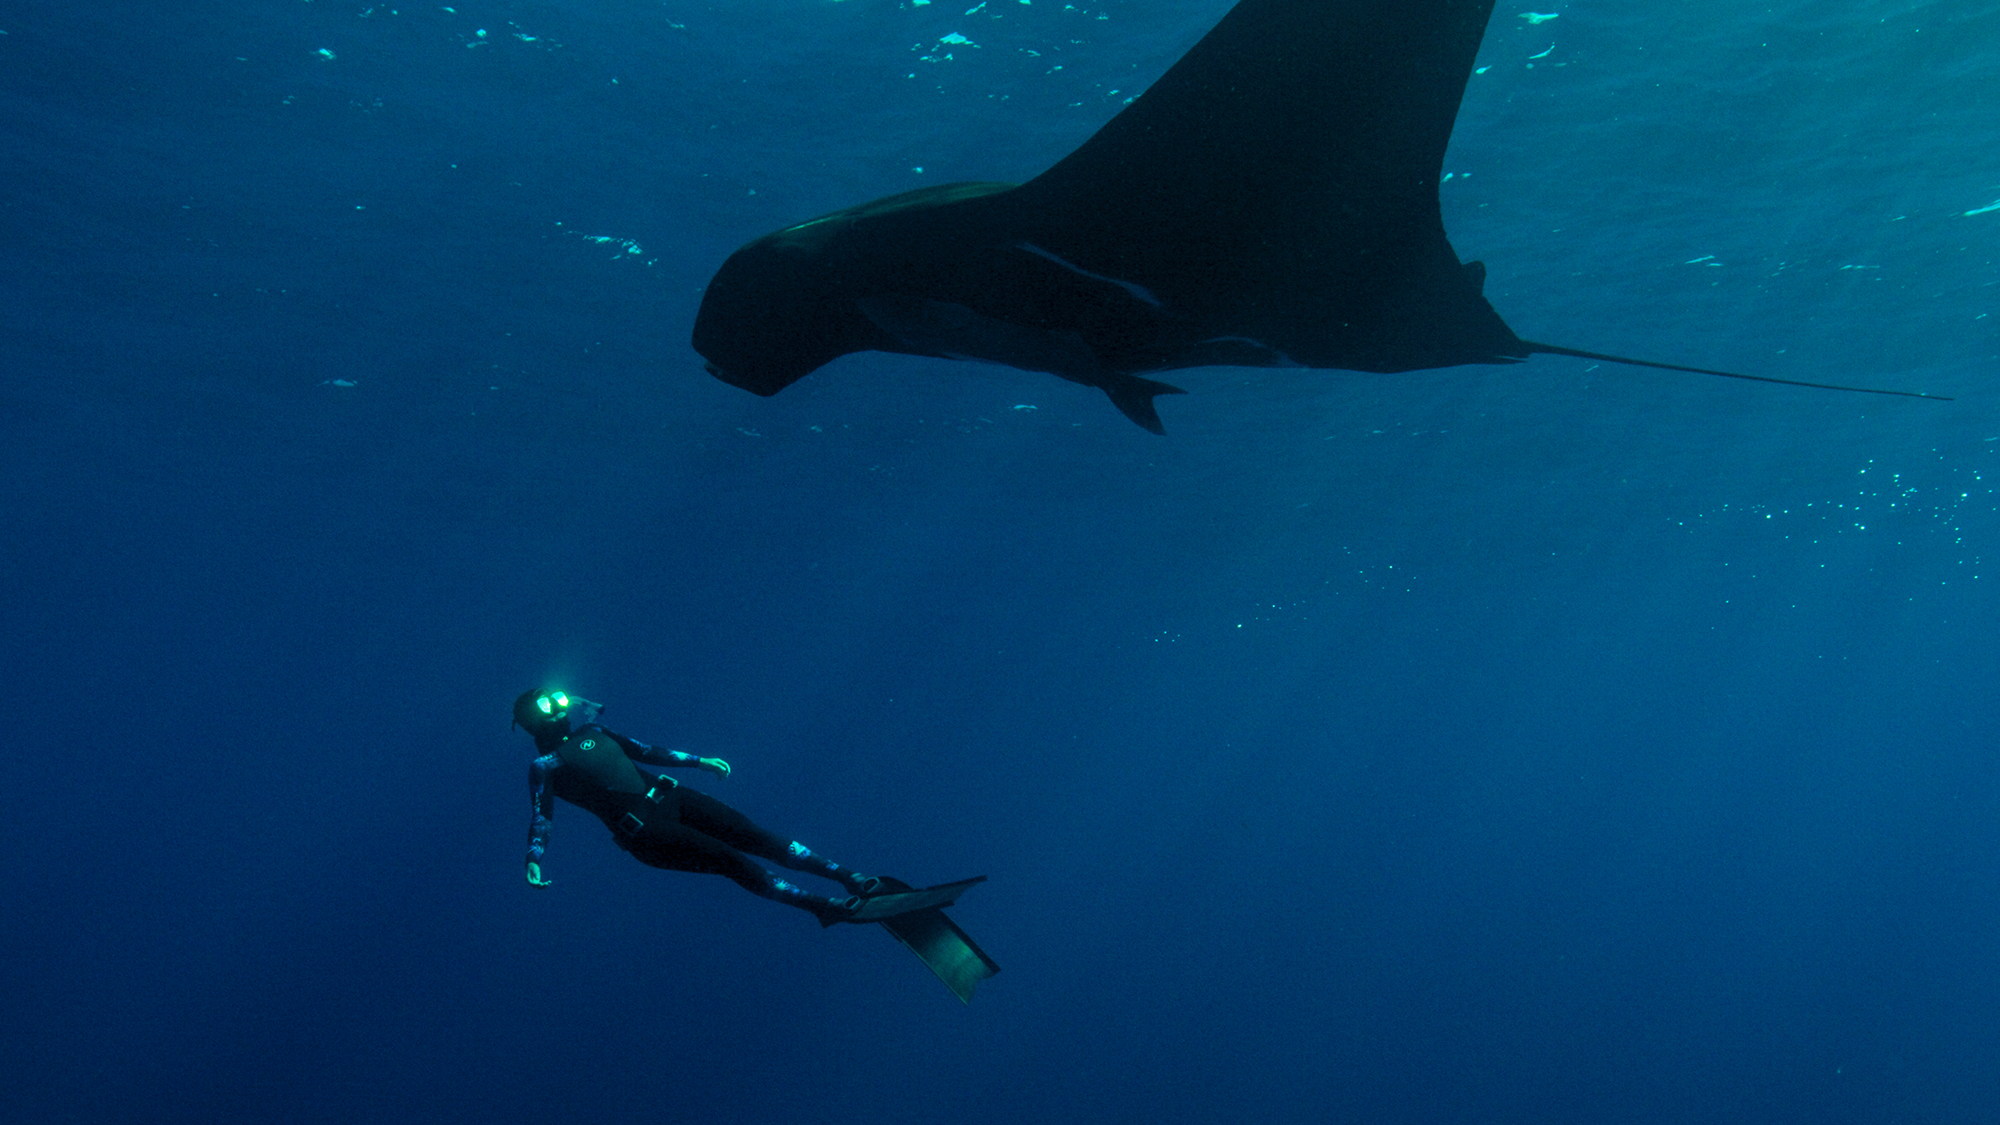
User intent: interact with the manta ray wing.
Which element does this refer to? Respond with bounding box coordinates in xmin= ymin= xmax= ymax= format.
xmin=998 ymin=0 xmax=1520 ymax=372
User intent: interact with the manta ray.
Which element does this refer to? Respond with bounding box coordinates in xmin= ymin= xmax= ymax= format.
xmin=692 ymin=0 xmax=1943 ymax=433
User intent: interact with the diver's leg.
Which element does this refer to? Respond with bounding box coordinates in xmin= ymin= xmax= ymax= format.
xmin=625 ymin=822 xmax=857 ymax=921
xmin=676 ymin=788 xmax=880 ymax=893
xmin=781 ymin=841 xmax=881 ymax=895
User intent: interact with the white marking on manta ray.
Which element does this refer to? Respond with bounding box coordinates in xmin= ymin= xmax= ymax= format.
xmin=1015 ymin=243 xmax=1162 ymax=308
xmin=1198 ymin=335 xmax=1305 ymax=367
xmin=856 ymin=296 xmax=1106 ymax=381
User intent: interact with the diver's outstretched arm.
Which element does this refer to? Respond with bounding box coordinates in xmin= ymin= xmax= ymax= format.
xmin=611 ymin=730 xmax=731 ymax=779
xmin=525 ymin=752 xmax=557 ymax=886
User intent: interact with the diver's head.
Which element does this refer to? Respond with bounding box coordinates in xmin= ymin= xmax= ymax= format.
xmin=512 ymin=688 xmax=575 ymax=748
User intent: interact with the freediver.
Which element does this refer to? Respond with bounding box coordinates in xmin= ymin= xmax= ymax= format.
xmin=514 ymin=688 xmax=884 ymax=924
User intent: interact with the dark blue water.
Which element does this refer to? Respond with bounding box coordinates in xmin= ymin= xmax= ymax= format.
xmin=5 ymin=2 xmax=1998 ymax=1122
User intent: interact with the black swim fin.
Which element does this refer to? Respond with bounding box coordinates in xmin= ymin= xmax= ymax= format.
xmin=829 ymin=875 xmax=985 ymax=924
xmin=844 ymin=876 xmax=1000 ymax=996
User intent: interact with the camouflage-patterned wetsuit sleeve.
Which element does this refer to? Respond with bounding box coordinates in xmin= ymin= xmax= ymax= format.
xmin=526 ymin=751 xmax=559 ymax=866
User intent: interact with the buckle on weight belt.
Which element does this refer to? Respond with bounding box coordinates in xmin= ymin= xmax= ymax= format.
xmin=615 ymin=774 xmax=677 ymax=836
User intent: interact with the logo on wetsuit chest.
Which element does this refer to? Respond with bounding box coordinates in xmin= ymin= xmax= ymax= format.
xmin=579 ymin=738 xmax=597 ymax=750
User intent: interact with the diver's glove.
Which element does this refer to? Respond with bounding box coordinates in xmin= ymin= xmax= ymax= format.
xmin=698 ymin=757 xmax=731 ymax=779
xmin=526 ymin=862 xmax=553 ymax=887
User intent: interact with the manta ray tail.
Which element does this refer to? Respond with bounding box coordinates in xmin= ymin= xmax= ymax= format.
xmin=1102 ymin=374 xmax=1188 ymax=434
xmin=1521 ymin=340 xmax=1951 ymax=401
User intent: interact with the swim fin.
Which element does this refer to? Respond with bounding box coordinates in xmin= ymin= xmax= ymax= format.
xmin=861 ymin=876 xmax=1001 ymax=1004
xmin=840 ymin=875 xmax=985 ymax=923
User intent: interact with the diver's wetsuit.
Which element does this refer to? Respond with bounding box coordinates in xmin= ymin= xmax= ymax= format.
xmin=526 ymin=723 xmax=863 ymax=920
